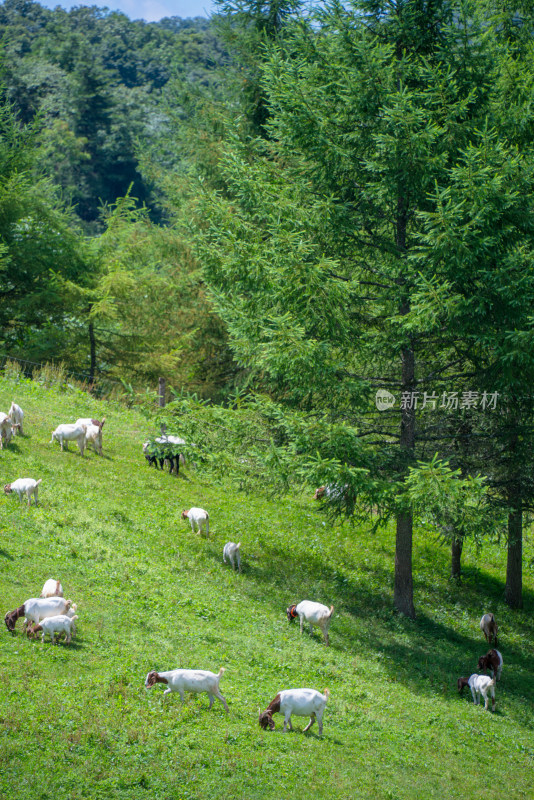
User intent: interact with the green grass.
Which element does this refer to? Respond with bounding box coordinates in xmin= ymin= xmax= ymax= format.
xmin=0 ymin=375 xmax=533 ymax=800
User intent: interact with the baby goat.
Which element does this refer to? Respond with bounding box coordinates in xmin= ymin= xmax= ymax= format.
xmin=287 ymin=600 xmax=334 ymax=646
xmin=458 ymin=673 xmax=496 ymax=711
xmin=145 ymin=667 xmax=228 ymax=711
xmin=223 ymin=542 xmax=241 ymax=572
xmin=27 ymin=614 xmax=78 ymax=644
xmin=40 ymin=579 xmax=63 ymax=598
xmin=4 ymin=478 xmax=42 ymax=507
xmin=259 ymin=688 xmax=330 ymax=735
xmin=480 ymin=613 xmax=498 ymax=646
xmin=182 ymin=508 xmax=210 ymax=537
xmin=477 ymin=649 xmax=503 ymax=681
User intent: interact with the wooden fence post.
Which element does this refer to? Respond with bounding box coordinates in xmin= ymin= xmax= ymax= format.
xmin=158 ymin=377 xmax=166 ymax=408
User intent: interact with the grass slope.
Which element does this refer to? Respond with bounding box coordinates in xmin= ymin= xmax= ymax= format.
xmin=0 ymin=375 xmax=533 ymax=800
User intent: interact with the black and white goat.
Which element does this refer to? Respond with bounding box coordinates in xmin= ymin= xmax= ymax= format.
xmin=143 ymin=435 xmax=185 ymax=475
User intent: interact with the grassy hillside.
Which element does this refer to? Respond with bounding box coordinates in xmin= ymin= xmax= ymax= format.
xmin=0 ymin=373 xmax=533 ymax=800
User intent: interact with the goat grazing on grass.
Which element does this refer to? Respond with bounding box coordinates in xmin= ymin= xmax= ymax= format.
xmin=27 ymin=614 xmax=78 ymax=644
xmin=4 ymin=478 xmax=42 ymax=507
xmin=182 ymin=507 xmax=210 ymax=537
xmin=0 ymin=412 xmax=13 ymax=449
xmin=143 ymin=436 xmax=185 ymax=475
xmin=8 ymin=402 xmax=23 ymax=435
xmin=40 ymin=579 xmax=63 ymax=598
xmin=223 ymin=542 xmax=241 ymax=572
xmin=50 ymin=423 xmax=87 ymax=456
xmin=259 ymin=688 xmax=330 ymax=734
xmin=4 ymin=596 xmax=72 ymax=633
xmin=286 ymin=600 xmax=334 ymax=646
xmin=477 ymin=649 xmax=503 ymax=681
xmin=480 ymin=613 xmax=499 ymax=646
xmin=145 ymin=667 xmax=228 ymax=711
xmin=458 ymin=673 xmax=496 ymax=711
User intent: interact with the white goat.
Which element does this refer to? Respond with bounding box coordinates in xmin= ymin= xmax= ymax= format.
xmin=145 ymin=667 xmax=228 ymax=711
xmin=181 ymin=507 xmax=210 ymax=537
xmin=4 ymin=596 xmax=72 ymax=633
xmin=40 ymin=579 xmax=63 ymax=598
xmin=50 ymin=423 xmax=87 ymax=455
xmin=286 ymin=600 xmax=334 ymax=646
xmin=4 ymin=478 xmax=42 ymax=507
xmin=458 ymin=673 xmax=497 ymax=711
xmin=223 ymin=542 xmax=241 ymax=572
xmin=259 ymin=688 xmax=330 ymax=734
xmin=0 ymin=412 xmax=13 ymax=448
xmin=28 ymin=614 xmax=78 ymax=644
xmin=9 ymin=402 xmax=24 ymax=435
xmin=84 ymin=423 xmax=103 ymax=455
xmin=75 ymin=418 xmax=105 ymax=455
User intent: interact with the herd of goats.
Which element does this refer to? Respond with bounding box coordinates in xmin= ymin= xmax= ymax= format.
xmin=2 ymin=399 xmax=505 ymax=733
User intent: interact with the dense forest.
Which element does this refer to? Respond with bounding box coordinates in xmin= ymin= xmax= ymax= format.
xmin=2 ymin=0 xmax=534 ymax=618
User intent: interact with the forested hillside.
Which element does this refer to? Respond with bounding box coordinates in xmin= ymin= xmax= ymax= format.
xmin=0 ymin=0 xmax=234 ymax=392
xmin=0 ymin=0 xmax=225 ymax=225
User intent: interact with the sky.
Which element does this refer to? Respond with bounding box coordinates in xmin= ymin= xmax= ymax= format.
xmin=37 ymin=0 xmax=219 ymax=22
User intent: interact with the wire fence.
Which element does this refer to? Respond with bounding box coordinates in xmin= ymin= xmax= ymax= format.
xmin=0 ymin=352 xmax=122 ymax=387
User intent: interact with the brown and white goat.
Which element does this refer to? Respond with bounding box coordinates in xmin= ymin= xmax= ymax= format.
xmin=480 ymin=613 xmax=499 ymax=646
xmin=27 ymin=614 xmax=78 ymax=644
xmin=40 ymin=579 xmax=63 ymax=598
xmin=477 ymin=649 xmax=503 ymax=681
xmin=287 ymin=600 xmax=334 ymax=646
xmin=181 ymin=508 xmax=210 ymax=537
xmin=458 ymin=673 xmax=496 ymax=711
xmin=4 ymin=478 xmax=42 ymax=507
xmin=145 ymin=667 xmax=228 ymax=711
xmin=4 ymin=596 xmax=71 ymax=633
xmin=259 ymin=688 xmax=330 ymax=734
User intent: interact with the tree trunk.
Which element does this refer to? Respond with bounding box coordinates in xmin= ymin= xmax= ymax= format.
xmin=451 ymin=535 xmax=463 ymax=581
xmin=393 ymin=197 xmax=416 ymax=619
xmin=505 ymin=507 xmax=523 ymax=609
xmin=394 ymin=510 xmax=415 ymax=617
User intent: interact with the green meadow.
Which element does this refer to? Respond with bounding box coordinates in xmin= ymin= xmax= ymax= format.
xmin=0 ymin=374 xmax=533 ymax=800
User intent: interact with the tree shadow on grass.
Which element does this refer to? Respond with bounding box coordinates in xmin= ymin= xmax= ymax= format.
xmin=0 ymin=548 xmax=14 ymax=560
xmin=204 ymin=535 xmax=534 ymax=723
